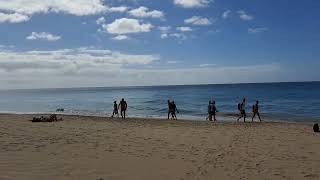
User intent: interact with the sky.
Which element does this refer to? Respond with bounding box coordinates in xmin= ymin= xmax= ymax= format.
xmin=0 ymin=0 xmax=319 ymax=89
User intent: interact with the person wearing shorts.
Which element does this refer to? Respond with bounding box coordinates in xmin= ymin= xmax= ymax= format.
xmin=119 ymin=98 xmax=128 ymax=119
xmin=237 ymin=98 xmax=246 ymax=122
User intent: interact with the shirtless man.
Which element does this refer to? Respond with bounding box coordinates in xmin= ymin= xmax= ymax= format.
xmin=237 ymin=98 xmax=246 ymax=122
xmin=118 ymin=98 xmax=128 ymax=119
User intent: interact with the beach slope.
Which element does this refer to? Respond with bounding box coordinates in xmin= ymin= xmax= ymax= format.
xmin=0 ymin=114 xmax=319 ymax=180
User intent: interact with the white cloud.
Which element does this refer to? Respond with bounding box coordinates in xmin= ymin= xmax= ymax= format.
xmin=248 ymin=27 xmax=268 ymax=34
xmin=103 ymin=18 xmax=153 ymax=35
xmin=174 ymin=0 xmax=212 ymax=8
xmin=0 ymin=0 xmax=107 ymax=16
xmin=238 ymin=10 xmax=254 ymax=21
xmin=96 ymin=17 xmax=105 ymax=25
xmin=0 ymin=12 xmax=29 ymax=23
xmin=158 ymin=26 xmax=171 ymax=32
xmin=161 ymin=33 xmax=168 ymax=39
xmin=170 ymin=33 xmax=187 ymax=40
xmin=108 ymin=6 xmax=128 ymax=13
xmin=26 ymin=32 xmax=61 ymax=41
xmin=128 ymin=6 xmax=164 ymax=19
xmin=0 ymin=48 xmax=158 ymax=72
xmin=222 ymin=10 xmax=231 ymax=19
xmin=112 ymin=35 xmax=130 ymax=40
xmin=199 ymin=63 xmax=217 ymax=67
xmin=184 ymin=16 xmax=211 ymax=26
xmin=177 ymin=26 xmax=193 ymax=32
xmin=0 ymin=47 xmax=289 ymax=89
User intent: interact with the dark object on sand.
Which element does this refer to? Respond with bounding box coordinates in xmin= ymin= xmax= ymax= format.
xmin=32 ymin=114 xmax=62 ymax=123
xmin=313 ymin=123 xmax=319 ymax=132
xmin=56 ymin=108 xmax=64 ymax=112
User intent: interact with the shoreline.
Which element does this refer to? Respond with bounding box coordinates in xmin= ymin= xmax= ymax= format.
xmin=0 ymin=111 xmax=318 ymax=124
xmin=0 ymin=112 xmax=317 ymax=125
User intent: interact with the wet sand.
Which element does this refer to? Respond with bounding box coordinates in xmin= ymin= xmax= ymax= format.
xmin=0 ymin=113 xmax=319 ymax=180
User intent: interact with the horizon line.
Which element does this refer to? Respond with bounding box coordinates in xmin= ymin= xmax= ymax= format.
xmin=1 ymin=80 xmax=319 ymax=91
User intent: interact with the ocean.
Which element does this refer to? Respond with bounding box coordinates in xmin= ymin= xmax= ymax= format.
xmin=0 ymin=82 xmax=319 ymax=122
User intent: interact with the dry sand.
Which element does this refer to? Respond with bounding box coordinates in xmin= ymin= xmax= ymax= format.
xmin=0 ymin=113 xmax=319 ymax=180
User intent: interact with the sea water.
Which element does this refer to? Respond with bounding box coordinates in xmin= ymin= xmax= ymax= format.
xmin=0 ymin=82 xmax=319 ymax=122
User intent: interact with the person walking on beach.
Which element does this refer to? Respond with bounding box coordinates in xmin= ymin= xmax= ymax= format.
xmin=111 ymin=101 xmax=119 ymax=118
xmin=171 ymin=101 xmax=179 ymax=120
xmin=167 ymin=100 xmax=173 ymax=120
xmin=208 ymin=101 xmax=218 ymax=121
xmin=252 ymin=100 xmax=262 ymax=122
xmin=237 ymin=98 xmax=246 ymax=122
xmin=118 ymin=98 xmax=128 ymax=119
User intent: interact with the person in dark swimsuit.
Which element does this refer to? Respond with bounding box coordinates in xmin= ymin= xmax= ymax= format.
xmin=167 ymin=100 xmax=172 ymax=120
xmin=237 ymin=98 xmax=246 ymax=122
xmin=118 ymin=98 xmax=128 ymax=119
xmin=171 ymin=101 xmax=179 ymax=120
xmin=111 ymin=101 xmax=119 ymax=118
xmin=252 ymin=100 xmax=262 ymax=122
xmin=208 ymin=100 xmax=218 ymax=121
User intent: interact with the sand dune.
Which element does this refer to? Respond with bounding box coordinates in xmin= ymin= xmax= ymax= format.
xmin=0 ymin=114 xmax=319 ymax=180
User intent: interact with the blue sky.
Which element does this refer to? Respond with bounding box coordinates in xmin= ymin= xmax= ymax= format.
xmin=0 ymin=0 xmax=319 ymax=89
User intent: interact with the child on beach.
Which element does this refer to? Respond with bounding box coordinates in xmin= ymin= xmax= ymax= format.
xmin=237 ymin=98 xmax=246 ymax=122
xmin=252 ymin=101 xmax=262 ymax=122
xmin=111 ymin=101 xmax=119 ymax=118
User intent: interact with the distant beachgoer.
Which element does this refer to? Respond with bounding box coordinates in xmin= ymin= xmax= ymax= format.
xmin=237 ymin=98 xmax=246 ymax=122
xmin=171 ymin=101 xmax=179 ymax=120
xmin=111 ymin=101 xmax=119 ymax=118
xmin=208 ymin=101 xmax=218 ymax=121
xmin=118 ymin=98 xmax=128 ymax=119
xmin=167 ymin=100 xmax=172 ymax=120
xmin=313 ymin=123 xmax=319 ymax=132
xmin=252 ymin=101 xmax=262 ymax=122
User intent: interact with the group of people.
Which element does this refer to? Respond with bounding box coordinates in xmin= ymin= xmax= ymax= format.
xmin=111 ymin=98 xmax=128 ymax=119
xmin=111 ymin=97 xmax=262 ymax=122
xmin=236 ymin=98 xmax=262 ymax=122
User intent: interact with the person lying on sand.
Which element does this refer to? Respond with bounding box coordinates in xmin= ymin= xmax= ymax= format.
xmin=32 ymin=114 xmax=62 ymax=122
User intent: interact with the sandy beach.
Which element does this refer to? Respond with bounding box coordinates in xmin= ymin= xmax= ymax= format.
xmin=0 ymin=113 xmax=319 ymax=180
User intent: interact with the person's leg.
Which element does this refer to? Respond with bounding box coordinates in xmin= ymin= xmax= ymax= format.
xmin=243 ymin=111 xmax=246 ymax=122
xmin=213 ymin=113 xmax=216 ymax=121
xmin=121 ymin=110 xmax=123 ymax=118
xmin=209 ymin=113 xmax=212 ymax=121
xmin=168 ymin=111 xmax=170 ymax=120
xmin=237 ymin=112 xmax=242 ymax=122
xmin=257 ymin=112 xmax=261 ymax=122
xmin=124 ymin=110 xmax=126 ymax=119
xmin=252 ymin=113 xmax=256 ymax=122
